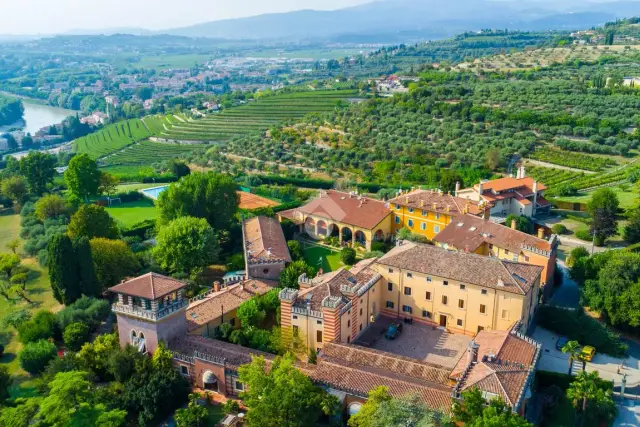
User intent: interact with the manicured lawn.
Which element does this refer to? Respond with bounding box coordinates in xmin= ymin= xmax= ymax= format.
xmin=106 ymin=199 xmax=158 ymax=227
xmin=302 ymin=242 xmax=346 ymax=272
xmin=115 ymin=183 xmax=159 ymax=192
xmin=0 ymin=214 xmax=61 ymax=396
xmin=554 ymin=185 xmax=640 ymax=210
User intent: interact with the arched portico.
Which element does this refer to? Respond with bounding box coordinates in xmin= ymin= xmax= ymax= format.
xmin=203 ymin=370 xmax=219 ymax=392
xmin=341 ymin=227 xmax=353 ymax=245
xmin=317 ymin=220 xmax=327 ymax=237
xmin=374 ymin=229 xmax=385 ymax=242
xmin=355 ymin=230 xmax=366 ymax=247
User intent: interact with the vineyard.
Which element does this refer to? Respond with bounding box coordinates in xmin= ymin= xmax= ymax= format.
xmin=528 ymin=164 xmax=639 ymax=193
xmin=156 ymin=90 xmax=359 ymax=142
xmin=74 ymin=118 xmax=157 ymax=159
xmin=529 ymin=147 xmax=617 ymax=172
xmin=100 ymin=141 xmax=200 ymax=166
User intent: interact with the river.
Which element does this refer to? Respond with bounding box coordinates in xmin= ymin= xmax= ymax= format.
xmin=21 ymin=102 xmax=76 ymax=134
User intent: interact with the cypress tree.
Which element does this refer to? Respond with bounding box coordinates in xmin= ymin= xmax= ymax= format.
xmin=73 ymin=236 xmax=100 ymax=297
xmin=47 ymin=234 xmax=81 ymax=305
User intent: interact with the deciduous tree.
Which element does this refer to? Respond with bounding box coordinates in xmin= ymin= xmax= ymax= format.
xmin=587 ymin=188 xmax=619 ymax=244
xmin=19 ymin=152 xmax=57 ymax=195
xmin=89 ymin=238 xmax=140 ymax=291
xmin=2 ymin=176 xmax=28 ymax=205
xmin=68 ymin=204 xmax=119 ymax=240
xmin=64 ymin=154 xmax=101 ymax=200
xmin=34 ymin=194 xmax=67 ymax=220
xmin=279 ymin=260 xmax=316 ymax=289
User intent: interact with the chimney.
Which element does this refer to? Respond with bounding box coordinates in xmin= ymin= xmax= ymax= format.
xmin=213 ymin=281 xmax=221 ymax=292
xmin=537 ymin=227 xmax=545 ymax=239
xmin=478 ymin=181 xmax=483 ymax=196
xmin=405 ymin=197 xmax=409 ymax=204
xmin=420 ymin=200 xmax=425 ymax=207
xmin=511 ymin=219 xmax=517 ymax=230
xmin=432 ymin=202 xmax=437 ymax=210
xmin=533 ymin=180 xmax=538 ymax=216
xmin=497 ymin=279 xmax=505 ymax=287
xmin=521 ymin=166 xmax=526 ymax=178
xmin=455 ymin=181 xmax=461 ymax=197
xmin=267 ymin=247 xmax=272 ymax=257
xmin=467 ymin=340 xmax=480 ymax=365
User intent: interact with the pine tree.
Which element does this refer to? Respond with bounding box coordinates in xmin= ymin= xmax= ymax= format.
xmin=72 ymin=237 xmax=100 ymax=297
xmin=48 ymin=234 xmax=81 ymax=305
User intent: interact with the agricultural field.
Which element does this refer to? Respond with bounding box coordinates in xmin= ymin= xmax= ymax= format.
xmin=73 ymin=118 xmax=155 ymax=159
xmin=529 ymin=147 xmax=617 ymax=172
xmin=156 ymin=90 xmax=359 ymax=143
xmin=100 ymin=140 xmax=202 ymax=166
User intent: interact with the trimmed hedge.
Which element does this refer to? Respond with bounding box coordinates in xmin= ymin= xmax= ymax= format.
xmin=536 ymin=305 xmax=628 ymax=357
xmin=536 ymin=370 xmax=613 ymax=392
xmin=122 ymin=219 xmax=156 ymax=239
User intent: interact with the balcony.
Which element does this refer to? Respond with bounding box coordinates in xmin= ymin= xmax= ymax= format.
xmin=112 ymin=299 xmax=187 ymax=321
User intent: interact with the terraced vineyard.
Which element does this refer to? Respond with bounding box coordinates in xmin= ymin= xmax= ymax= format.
xmin=530 ymin=147 xmax=617 ymax=172
xmin=157 ymin=90 xmax=359 ymax=142
xmin=101 ymin=140 xmax=201 ymax=166
xmin=74 ymin=118 xmax=155 ymax=159
xmin=528 ymin=164 xmax=639 ymax=193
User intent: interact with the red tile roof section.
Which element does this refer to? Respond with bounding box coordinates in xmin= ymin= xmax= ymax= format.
xmin=389 ymin=189 xmax=487 ymax=216
xmin=243 ymin=216 xmax=291 ymax=265
xmin=108 ymin=272 xmax=186 ymax=299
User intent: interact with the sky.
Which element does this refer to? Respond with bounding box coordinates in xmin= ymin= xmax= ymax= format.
xmin=0 ymin=0 xmax=372 ymax=35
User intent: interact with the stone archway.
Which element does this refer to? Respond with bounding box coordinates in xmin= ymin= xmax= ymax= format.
xmin=317 ymin=220 xmax=327 ymax=237
xmin=328 ymin=223 xmax=339 ymax=237
xmin=354 ymin=230 xmax=366 ymax=247
xmin=203 ymin=370 xmax=219 ymax=392
xmin=374 ymin=229 xmax=385 ymax=242
xmin=304 ymin=217 xmax=316 ymax=238
xmin=341 ymin=227 xmax=353 ymax=244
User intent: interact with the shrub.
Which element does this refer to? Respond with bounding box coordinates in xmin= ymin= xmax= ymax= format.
xmin=341 ymin=247 xmax=357 ymax=265
xmin=536 ymin=305 xmax=627 ymax=357
xmin=19 ymin=339 xmax=57 ymax=374
xmin=575 ymin=229 xmax=592 ymax=242
xmin=567 ymin=246 xmax=590 ymax=267
xmin=55 ymin=296 xmax=110 ymax=331
xmin=363 ymin=250 xmax=385 ymax=259
xmin=18 ymin=310 xmax=57 ymax=344
xmin=371 ymin=241 xmax=388 ymax=253
xmin=222 ymin=399 xmax=241 ymax=415
xmin=551 ymin=224 xmax=567 ymax=235
xmin=287 ymin=240 xmax=302 ymax=261
xmin=63 ymin=322 xmax=91 ymax=351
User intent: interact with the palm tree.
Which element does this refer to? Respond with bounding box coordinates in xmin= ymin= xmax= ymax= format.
xmin=567 ymin=371 xmax=599 ymax=413
xmin=562 ymin=340 xmax=582 ymax=375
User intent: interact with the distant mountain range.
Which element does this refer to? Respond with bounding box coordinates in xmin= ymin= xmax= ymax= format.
xmin=159 ymin=0 xmax=640 ymax=42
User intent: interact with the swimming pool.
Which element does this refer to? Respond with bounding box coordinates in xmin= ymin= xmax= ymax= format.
xmin=140 ymin=185 xmax=169 ymax=200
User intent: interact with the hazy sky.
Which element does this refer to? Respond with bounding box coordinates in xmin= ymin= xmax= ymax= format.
xmin=0 ymin=0 xmax=372 ymax=35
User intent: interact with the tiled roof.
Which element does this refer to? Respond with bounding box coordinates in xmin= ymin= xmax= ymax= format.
xmin=277 ymin=190 xmax=392 ymax=230
xmin=321 ymin=343 xmax=451 ymax=385
xmin=295 ymin=260 xmax=380 ymax=311
xmin=389 ymin=190 xmax=486 ymax=216
xmin=243 ymin=216 xmax=291 ymax=265
xmin=478 ymin=177 xmax=546 ymax=194
xmin=434 ymin=214 xmax=553 ymax=256
xmin=109 ymin=272 xmax=186 ymax=300
xmin=170 ymin=336 xmax=274 ymax=369
xmin=378 ymin=243 xmax=542 ymax=295
xmin=460 ymin=362 xmax=530 ymax=407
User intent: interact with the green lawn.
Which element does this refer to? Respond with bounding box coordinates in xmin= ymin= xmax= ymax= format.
xmin=106 ymin=199 xmax=158 ymax=227
xmin=302 ymin=242 xmax=346 ymax=272
xmin=0 ymin=214 xmax=61 ymax=396
xmin=554 ymin=185 xmax=640 ymax=209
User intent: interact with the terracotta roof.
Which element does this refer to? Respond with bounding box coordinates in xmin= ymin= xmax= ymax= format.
xmin=170 ymin=336 xmax=274 ymax=369
xmin=389 ymin=190 xmax=487 ymax=216
xmin=536 ymin=197 xmax=552 ymax=207
xmin=433 ymin=214 xmax=553 ymax=256
xmin=295 ymin=260 xmax=380 ymax=311
xmin=278 ymin=190 xmax=392 ymax=230
xmin=461 ymin=362 xmax=530 ymax=406
xmin=243 ymin=216 xmax=291 ymax=265
xmin=478 ymin=177 xmax=546 ymax=194
xmin=378 ymin=243 xmax=542 ymax=295
xmin=321 ymin=343 xmax=451 ymax=385
xmin=108 ymin=272 xmax=186 ymax=300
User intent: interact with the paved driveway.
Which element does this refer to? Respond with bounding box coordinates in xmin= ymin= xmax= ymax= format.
xmin=615 ymin=398 xmax=640 ymax=427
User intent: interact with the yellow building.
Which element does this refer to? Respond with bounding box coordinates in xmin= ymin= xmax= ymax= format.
xmin=389 ymin=189 xmax=488 ymax=240
xmin=278 ymin=190 xmax=394 ymax=250
xmin=279 ymin=242 xmax=542 ymax=351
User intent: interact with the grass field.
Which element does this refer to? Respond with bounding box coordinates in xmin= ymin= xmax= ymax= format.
xmin=302 ymin=242 xmax=345 ymax=272
xmin=554 ymin=185 xmax=640 ymax=210
xmin=0 ymin=214 xmax=61 ymax=397
xmin=157 ymin=90 xmax=359 ymax=143
xmin=106 ymin=199 xmax=158 ymax=227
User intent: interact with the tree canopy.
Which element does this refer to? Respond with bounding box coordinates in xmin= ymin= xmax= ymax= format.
xmin=587 ymin=188 xmax=619 ymax=244
xmin=64 ymin=154 xmax=101 ymax=199
xmin=68 ymin=204 xmax=119 ymax=240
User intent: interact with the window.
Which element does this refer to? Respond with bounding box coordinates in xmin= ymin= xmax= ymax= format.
xmin=489 ymin=244 xmax=493 ymax=250
xmin=360 ymin=308 xmax=363 ymax=315
xmin=395 ymin=216 xmax=400 ymax=224
xmin=524 ymin=256 xmax=530 ymax=262
xmin=443 ymin=280 xmax=448 ymax=286
xmin=387 ymin=282 xmax=393 ymax=291
xmin=442 ymin=295 xmax=448 ymax=305
xmin=317 ymin=320 xmax=322 ymax=325
xmin=404 ymin=287 xmax=412 ymax=295
xmin=434 ymin=225 xmax=440 ymax=233
xmin=229 ymin=318 xmax=236 ymax=327
xmin=458 ymin=299 xmax=465 ymax=309
xmin=422 ymin=210 xmax=427 ymax=216
xmin=513 ymin=255 xmax=519 ymax=262
xmin=406 ymin=272 xmax=413 ymax=278
xmin=425 ymin=291 xmax=432 ymax=300
xmin=262 ymin=268 xmax=269 ymax=275
xmin=505 ymin=249 xmax=509 ymax=255
xmin=421 ymin=222 xmax=426 ymax=231
xmin=460 ymin=284 xmax=466 ymax=290
xmin=360 ymin=324 xmax=363 ymax=331
xmin=347 ymin=336 xmax=351 ymax=343
xmin=388 ymin=268 xmax=394 ymax=273
xmin=234 ymin=380 xmax=244 ymax=392
xmin=122 ymin=295 xmax=129 ymax=305
xmin=293 ymin=325 xmax=299 ymax=336
xmin=457 ymin=319 xmax=463 ymax=327
xmin=180 ymin=365 xmax=189 ymax=376
xmin=347 ymin=320 xmax=351 ymax=327
xmin=501 ymin=309 xmax=509 ymax=320
xmin=435 ymin=213 xmax=440 ymax=220
xmin=395 ymin=204 xmax=400 ymax=210
xmin=408 ymin=207 xmax=414 ymax=213
xmin=402 ymin=305 xmax=412 ymax=313
xmin=317 ymin=330 xmax=323 ymax=343
xmin=422 ymin=310 xmax=431 ymax=318
xmin=408 ymin=219 xmax=414 ymax=227
xmin=292 ymin=315 xmax=298 ymax=320
xmin=481 ymin=289 xmax=488 ymax=295
xmin=427 ymin=276 xmax=432 ymax=282
xmin=480 ymin=304 xmax=486 ymax=314
xmin=386 ymin=301 xmax=394 ymax=309
xmin=477 ymin=326 xmax=485 ymax=333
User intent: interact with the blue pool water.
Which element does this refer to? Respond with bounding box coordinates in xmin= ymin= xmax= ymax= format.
xmin=140 ymin=185 xmax=169 ymax=200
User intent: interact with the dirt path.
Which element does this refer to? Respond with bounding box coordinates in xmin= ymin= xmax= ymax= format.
xmin=524 ymin=158 xmax=596 ymax=174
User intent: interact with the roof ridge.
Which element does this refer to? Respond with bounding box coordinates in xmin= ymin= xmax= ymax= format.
xmin=497 ymin=261 xmax=523 ymax=292
xmin=150 ymin=272 xmax=156 ymax=299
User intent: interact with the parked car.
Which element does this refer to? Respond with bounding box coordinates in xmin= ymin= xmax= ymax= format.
xmin=556 ymin=336 xmax=569 ymax=351
xmin=581 ymin=345 xmax=596 ymax=362
xmin=385 ymin=322 xmax=403 ymax=340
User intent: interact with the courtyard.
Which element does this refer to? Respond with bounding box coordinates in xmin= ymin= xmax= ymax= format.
xmin=355 ymin=315 xmax=472 ymax=369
